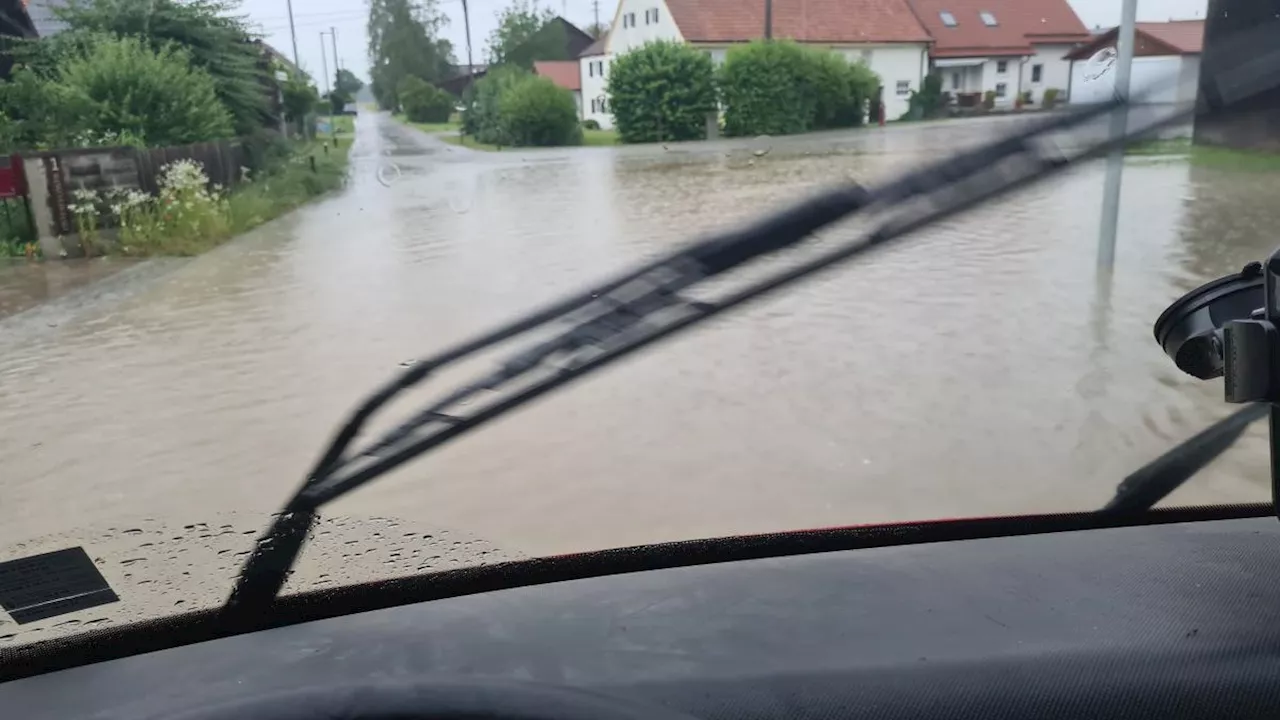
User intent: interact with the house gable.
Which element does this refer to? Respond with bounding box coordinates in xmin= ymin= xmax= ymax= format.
xmin=605 ymin=0 xmax=683 ymax=55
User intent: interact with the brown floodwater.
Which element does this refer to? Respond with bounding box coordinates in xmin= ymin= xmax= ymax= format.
xmin=2 ymin=110 xmax=1278 ymax=642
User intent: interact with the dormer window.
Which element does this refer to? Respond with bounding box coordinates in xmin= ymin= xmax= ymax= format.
xmin=939 ymin=11 xmax=957 ymax=27
xmin=980 ymin=11 xmax=998 ymax=26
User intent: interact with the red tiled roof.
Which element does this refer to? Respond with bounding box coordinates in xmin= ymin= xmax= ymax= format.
xmin=906 ymin=0 xmax=1089 ymax=58
xmin=1136 ymin=19 xmax=1204 ymax=54
xmin=1062 ymin=20 xmax=1205 ymax=61
xmin=665 ymin=0 xmax=932 ymax=44
xmin=534 ymin=60 xmax=582 ymax=91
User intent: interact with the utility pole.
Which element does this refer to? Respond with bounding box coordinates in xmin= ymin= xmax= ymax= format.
xmin=1096 ymin=0 xmax=1137 ymax=270
xmin=461 ymin=0 xmax=475 ymax=73
xmin=330 ymin=26 xmax=340 ymax=75
xmin=592 ymin=0 xmax=600 ymax=29
xmin=285 ymin=0 xmax=299 ymax=67
xmin=319 ymin=31 xmax=330 ymax=97
xmin=764 ymin=0 xmax=773 ymax=39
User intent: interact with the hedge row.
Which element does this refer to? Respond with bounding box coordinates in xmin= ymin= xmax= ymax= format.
xmin=461 ymin=66 xmax=582 ymax=147
xmin=606 ymin=40 xmax=882 ymax=143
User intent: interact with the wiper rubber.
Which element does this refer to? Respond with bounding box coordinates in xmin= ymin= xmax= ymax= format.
xmin=219 ymin=92 xmax=1208 ymax=626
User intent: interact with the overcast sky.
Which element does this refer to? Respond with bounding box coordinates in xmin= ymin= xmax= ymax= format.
xmin=238 ymin=0 xmax=1210 ymax=86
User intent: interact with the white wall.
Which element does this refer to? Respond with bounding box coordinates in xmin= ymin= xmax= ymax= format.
xmin=579 ymin=54 xmax=614 ymax=129
xmin=1022 ymin=44 xmax=1074 ymax=103
xmin=832 ymin=44 xmax=928 ymax=120
xmin=607 ymin=0 xmax=683 ymax=53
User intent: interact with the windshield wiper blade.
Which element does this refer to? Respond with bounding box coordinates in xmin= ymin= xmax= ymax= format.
xmin=219 ymin=96 xmax=1197 ymax=626
xmin=1103 ymin=403 xmax=1267 ymax=515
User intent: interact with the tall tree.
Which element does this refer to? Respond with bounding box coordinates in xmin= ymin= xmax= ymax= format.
xmin=486 ymin=0 xmax=565 ymax=69
xmin=53 ymin=0 xmax=269 ymax=135
xmin=367 ymin=0 xmax=454 ymax=110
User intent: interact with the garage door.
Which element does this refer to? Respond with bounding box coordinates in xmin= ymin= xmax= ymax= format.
xmin=1071 ymin=52 xmax=1183 ymax=104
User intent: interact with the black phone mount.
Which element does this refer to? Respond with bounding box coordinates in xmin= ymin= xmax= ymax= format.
xmin=1153 ymin=251 xmax=1280 ymax=515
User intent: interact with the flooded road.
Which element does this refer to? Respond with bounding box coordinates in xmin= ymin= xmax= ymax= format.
xmin=3 ymin=110 xmax=1279 ymax=636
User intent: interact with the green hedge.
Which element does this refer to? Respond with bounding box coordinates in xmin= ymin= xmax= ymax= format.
xmin=717 ymin=40 xmax=879 ymax=137
xmin=462 ymin=67 xmax=581 ymax=147
xmin=606 ymin=40 xmax=718 ymax=143
xmin=398 ymin=75 xmax=453 ymax=123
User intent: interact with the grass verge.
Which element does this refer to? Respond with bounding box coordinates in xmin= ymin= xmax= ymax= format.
xmin=1127 ymin=137 xmax=1280 ymax=171
xmin=393 ymin=113 xmax=619 ymax=150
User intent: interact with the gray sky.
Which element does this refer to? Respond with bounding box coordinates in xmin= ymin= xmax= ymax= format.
xmin=239 ymin=0 xmax=1210 ymax=85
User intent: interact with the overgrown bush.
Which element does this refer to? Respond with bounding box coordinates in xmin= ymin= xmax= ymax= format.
xmin=463 ymin=67 xmax=580 ymax=147
xmin=462 ymin=65 xmax=530 ymax=144
xmin=398 ymin=75 xmax=454 ymax=123
xmin=1042 ymin=88 xmax=1061 ymax=109
xmin=582 ymin=118 xmax=601 ymax=130
xmin=54 ymin=0 xmax=270 ymax=134
xmin=498 ymin=75 xmax=581 ymax=147
xmin=51 ymin=35 xmax=234 ymax=146
xmin=717 ymin=41 xmax=879 ymax=137
xmin=900 ymin=73 xmax=943 ymax=121
xmin=982 ymin=90 xmax=996 ymax=110
xmin=606 ymin=40 xmax=717 ymax=143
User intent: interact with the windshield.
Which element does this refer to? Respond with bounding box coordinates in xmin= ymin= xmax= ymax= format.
xmin=0 ymin=0 xmax=1271 ymax=647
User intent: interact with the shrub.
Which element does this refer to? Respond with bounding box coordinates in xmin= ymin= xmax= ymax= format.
xmin=1042 ymin=87 xmax=1061 ymax=109
xmin=582 ymin=118 xmax=601 ymax=130
xmin=55 ymin=35 xmax=234 ymax=146
xmin=718 ymin=41 xmax=880 ymax=137
xmin=606 ymin=40 xmax=718 ymax=143
xmin=982 ymin=90 xmax=997 ymax=110
xmin=463 ymin=65 xmax=530 ymax=144
xmin=1019 ymin=90 xmax=1033 ymax=105
xmin=398 ymin=76 xmax=455 ymax=123
xmin=498 ymin=75 xmax=582 ymax=147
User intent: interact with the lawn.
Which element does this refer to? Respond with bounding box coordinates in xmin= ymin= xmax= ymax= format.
xmin=1126 ymin=137 xmax=1280 ymax=171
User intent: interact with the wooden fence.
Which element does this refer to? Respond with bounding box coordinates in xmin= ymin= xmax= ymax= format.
xmin=25 ymin=138 xmax=248 ymax=237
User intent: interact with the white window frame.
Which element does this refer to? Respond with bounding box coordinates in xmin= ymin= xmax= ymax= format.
xmin=995 ymin=82 xmax=1007 ymax=97
xmin=1031 ymin=64 xmax=1043 ymax=83
xmin=996 ymin=60 xmax=1008 ymax=73
xmin=895 ymin=80 xmax=910 ymax=96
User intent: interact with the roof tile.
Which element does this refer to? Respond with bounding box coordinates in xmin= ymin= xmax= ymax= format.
xmin=534 ymin=60 xmax=582 ymax=91
xmin=665 ymin=0 xmax=932 ymax=44
xmin=905 ymin=0 xmax=1088 ymax=57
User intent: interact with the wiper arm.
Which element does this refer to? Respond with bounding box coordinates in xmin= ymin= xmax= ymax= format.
xmin=220 ymin=96 xmax=1199 ymax=626
xmin=1103 ymin=403 xmax=1267 ymax=514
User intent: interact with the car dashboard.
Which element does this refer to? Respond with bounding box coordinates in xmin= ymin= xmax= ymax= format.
xmin=5 ymin=515 xmax=1280 ymax=719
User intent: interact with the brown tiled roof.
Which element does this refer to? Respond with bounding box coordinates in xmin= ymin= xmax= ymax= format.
xmin=534 ymin=60 xmax=582 ymax=91
xmin=578 ymin=35 xmax=607 ymax=57
xmin=1136 ymin=20 xmax=1204 ymax=54
xmin=906 ymin=0 xmax=1089 ymax=58
xmin=1062 ymin=20 xmax=1205 ymax=61
xmin=666 ymin=0 xmax=932 ymax=44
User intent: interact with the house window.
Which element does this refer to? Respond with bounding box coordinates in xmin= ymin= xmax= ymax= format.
xmin=895 ymin=80 xmax=910 ymax=96
xmin=645 ymin=8 xmax=659 ymax=24
xmin=979 ymin=11 xmax=997 ymax=26
xmin=939 ymin=11 xmax=957 ymax=27
xmin=623 ymin=12 xmax=635 ymax=27
xmin=1031 ymin=64 xmax=1043 ymax=82
xmin=995 ymin=82 xmax=1007 ymax=97
xmin=996 ymin=60 xmax=1007 ymax=73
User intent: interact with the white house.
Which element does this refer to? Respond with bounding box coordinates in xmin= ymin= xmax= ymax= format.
xmin=578 ymin=37 xmax=613 ymax=129
xmin=580 ymin=0 xmax=934 ymax=128
xmin=1063 ymin=20 xmax=1204 ymax=106
xmin=905 ymin=0 xmax=1090 ymax=107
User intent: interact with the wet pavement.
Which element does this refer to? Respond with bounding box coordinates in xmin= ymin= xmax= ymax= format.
xmin=3 ymin=109 xmax=1278 ymax=641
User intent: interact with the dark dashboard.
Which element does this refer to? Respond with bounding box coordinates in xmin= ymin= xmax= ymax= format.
xmin=5 ymin=513 xmax=1280 ymax=719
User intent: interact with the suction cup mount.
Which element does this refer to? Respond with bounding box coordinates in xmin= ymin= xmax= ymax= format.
xmin=1153 ymin=251 xmax=1279 ymax=515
